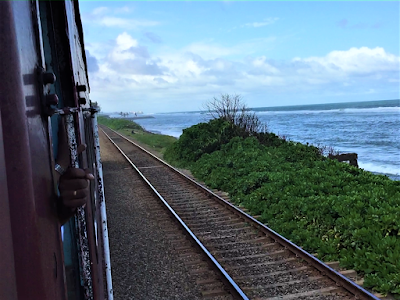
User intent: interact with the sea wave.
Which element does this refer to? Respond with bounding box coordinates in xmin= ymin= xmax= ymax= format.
xmin=149 ymin=105 xmax=400 ymax=116
xmin=253 ymin=106 xmax=400 ymax=115
xmin=142 ymin=126 xmax=182 ymax=138
xmin=358 ymin=161 xmax=400 ymax=176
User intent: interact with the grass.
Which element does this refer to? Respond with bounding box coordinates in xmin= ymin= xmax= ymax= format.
xmin=97 ymin=116 xmax=144 ymax=131
xmin=119 ymin=128 xmax=177 ymax=154
xmin=98 ymin=116 xmax=177 ymax=155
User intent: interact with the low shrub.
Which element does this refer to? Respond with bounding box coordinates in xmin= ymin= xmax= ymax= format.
xmin=164 ymin=118 xmax=242 ymax=167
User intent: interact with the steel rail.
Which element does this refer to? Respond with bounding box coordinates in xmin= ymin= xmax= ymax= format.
xmin=101 ymin=128 xmax=249 ymax=300
xmin=105 ymin=126 xmax=381 ymax=300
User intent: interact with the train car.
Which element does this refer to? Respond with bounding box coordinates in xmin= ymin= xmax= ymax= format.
xmin=0 ymin=1 xmax=112 ymax=299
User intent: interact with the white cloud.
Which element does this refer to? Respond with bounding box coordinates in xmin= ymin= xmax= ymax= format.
xmin=182 ymin=37 xmax=276 ymax=60
xmin=100 ymin=33 xmax=165 ymax=77
xmin=92 ymin=7 xmax=109 ymax=16
xmin=87 ymin=5 xmax=133 ymax=17
xmin=244 ymin=17 xmax=279 ymax=28
xmin=114 ymin=6 xmax=132 ymax=14
xmin=183 ymin=42 xmax=235 ymax=59
xmin=100 ymin=17 xmax=159 ymax=29
xmin=251 ymin=56 xmax=280 ymax=74
xmin=87 ymin=40 xmax=399 ymax=113
xmin=82 ymin=6 xmax=159 ymax=30
xmin=115 ymin=32 xmax=138 ymax=51
xmin=293 ymin=47 xmax=399 ymax=75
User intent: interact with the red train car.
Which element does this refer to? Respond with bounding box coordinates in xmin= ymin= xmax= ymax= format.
xmin=0 ymin=1 xmax=112 ymax=299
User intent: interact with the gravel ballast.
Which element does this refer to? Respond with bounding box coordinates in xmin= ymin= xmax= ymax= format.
xmin=99 ymin=130 xmax=205 ymax=300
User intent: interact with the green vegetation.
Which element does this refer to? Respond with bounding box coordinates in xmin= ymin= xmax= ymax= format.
xmin=121 ymin=128 xmax=177 ymax=154
xmin=164 ymin=117 xmax=400 ymax=296
xmin=164 ymin=116 xmax=285 ymax=168
xmin=98 ymin=116 xmax=176 ymax=154
xmin=98 ymin=116 xmax=144 ymax=131
xmin=164 ymin=118 xmax=241 ymax=167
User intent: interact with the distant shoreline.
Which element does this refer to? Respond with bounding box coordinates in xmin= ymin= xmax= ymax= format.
xmin=126 ymin=116 xmax=155 ymax=120
xmin=99 ymin=114 xmax=155 ymax=120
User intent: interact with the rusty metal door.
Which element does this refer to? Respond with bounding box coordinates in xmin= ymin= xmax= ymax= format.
xmin=0 ymin=1 xmax=67 ymax=299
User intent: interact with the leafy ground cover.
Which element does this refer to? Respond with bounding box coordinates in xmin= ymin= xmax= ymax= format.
xmin=98 ymin=116 xmax=176 ymax=154
xmin=164 ymin=118 xmax=400 ymax=297
xmin=98 ymin=116 xmax=144 ymax=131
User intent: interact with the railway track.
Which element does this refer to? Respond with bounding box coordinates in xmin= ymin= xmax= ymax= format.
xmin=101 ymin=125 xmax=381 ymax=300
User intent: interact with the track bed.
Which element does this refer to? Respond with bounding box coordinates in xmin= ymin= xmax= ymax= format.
xmin=100 ymin=129 xmax=236 ymax=299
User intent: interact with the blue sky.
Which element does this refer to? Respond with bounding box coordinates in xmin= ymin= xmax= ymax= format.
xmin=78 ymin=1 xmax=399 ymax=113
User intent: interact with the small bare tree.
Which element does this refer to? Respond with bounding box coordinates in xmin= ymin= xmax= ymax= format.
xmin=205 ymin=94 xmax=265 ymax=134
xmin=313 ymin=143 xmax=340 ymax=156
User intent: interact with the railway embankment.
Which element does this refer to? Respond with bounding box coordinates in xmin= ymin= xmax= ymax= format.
xmin=97 ymin=116 xmax=177 ymax=156
xmin=98 ymin=116 xmax=400 ymax=298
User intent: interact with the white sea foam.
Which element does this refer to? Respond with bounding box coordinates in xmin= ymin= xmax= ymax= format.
xmin=341 ymin=107 xmax=400 ymax=113
xmin=144 ymin=126 xmax=182 ymax=138
xmin=254 ymin=106 xmax=400 ymax=115
xmin=161 ymin=129 xmax=182 ymax=138
xmin=358 ymin=161 xmax=400 ymax=176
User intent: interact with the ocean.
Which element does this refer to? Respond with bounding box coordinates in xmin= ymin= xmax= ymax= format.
xmin=110 ymin=99 xmax=400 ymax=180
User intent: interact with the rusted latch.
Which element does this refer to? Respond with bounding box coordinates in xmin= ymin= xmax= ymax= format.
xmin=49 ymin=106 xmax=99 ymax=116
xmin=38 ymin=67 xmax=97 ymax=116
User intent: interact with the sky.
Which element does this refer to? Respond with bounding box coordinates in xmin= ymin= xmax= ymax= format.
xmin=78 ymin=1 xmax=400 ymax=113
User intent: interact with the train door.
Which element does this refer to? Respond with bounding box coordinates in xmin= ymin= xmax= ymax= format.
xmin=0 ymin=1 xmax=67 ymax=299
xmin=38 ymin=1 xmax=109 ymax=299
xmin=0 ymin=1 xmax=110 ymax=299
